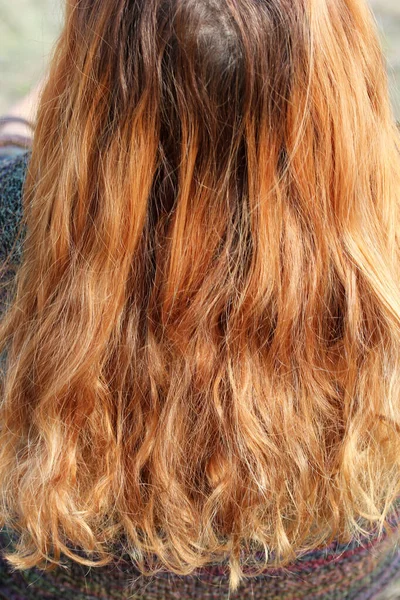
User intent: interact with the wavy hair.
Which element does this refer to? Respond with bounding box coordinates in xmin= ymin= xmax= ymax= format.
xmin=1 ymin=0 xmax=400 ymax=593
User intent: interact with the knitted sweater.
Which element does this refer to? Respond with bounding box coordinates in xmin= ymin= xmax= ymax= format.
xmin=1 ymin=150 xmax=400 ymax=600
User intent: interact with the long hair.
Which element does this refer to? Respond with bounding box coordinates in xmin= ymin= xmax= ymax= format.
xmin=1 ymin=0 xmax=400 ymax=593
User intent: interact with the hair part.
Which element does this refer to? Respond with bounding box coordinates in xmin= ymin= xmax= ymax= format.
xmin=1 ymin=0 xmax=400 ymax=593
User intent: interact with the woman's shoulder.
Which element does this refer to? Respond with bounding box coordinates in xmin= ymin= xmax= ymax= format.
xmin=0 ymin=148 xmax=30 ymax=192
xmin=0 ymin=150 xmax=30 ymax=262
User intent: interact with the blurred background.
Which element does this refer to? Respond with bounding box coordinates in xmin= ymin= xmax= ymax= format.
xmin=0 ymin=0 xmax=399 ymax=119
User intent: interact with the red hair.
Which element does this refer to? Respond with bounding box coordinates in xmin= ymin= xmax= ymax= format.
xmin=1 ymin=0 xmax=400 ymax=593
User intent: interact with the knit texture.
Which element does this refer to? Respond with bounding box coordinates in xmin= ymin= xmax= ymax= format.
xmin=1 ymin=150 xmax=400 ymax=599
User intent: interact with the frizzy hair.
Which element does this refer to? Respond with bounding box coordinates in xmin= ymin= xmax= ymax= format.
xmin=1 ymin=0 xmax=400 ymax=593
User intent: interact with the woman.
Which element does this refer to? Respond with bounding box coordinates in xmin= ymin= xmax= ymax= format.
xmin=0 ymin=0 xmax=400 ymax=598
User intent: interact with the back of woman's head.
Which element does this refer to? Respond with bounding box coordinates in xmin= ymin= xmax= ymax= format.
xmin=1 ymin=0 xmax=400 ymax=593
